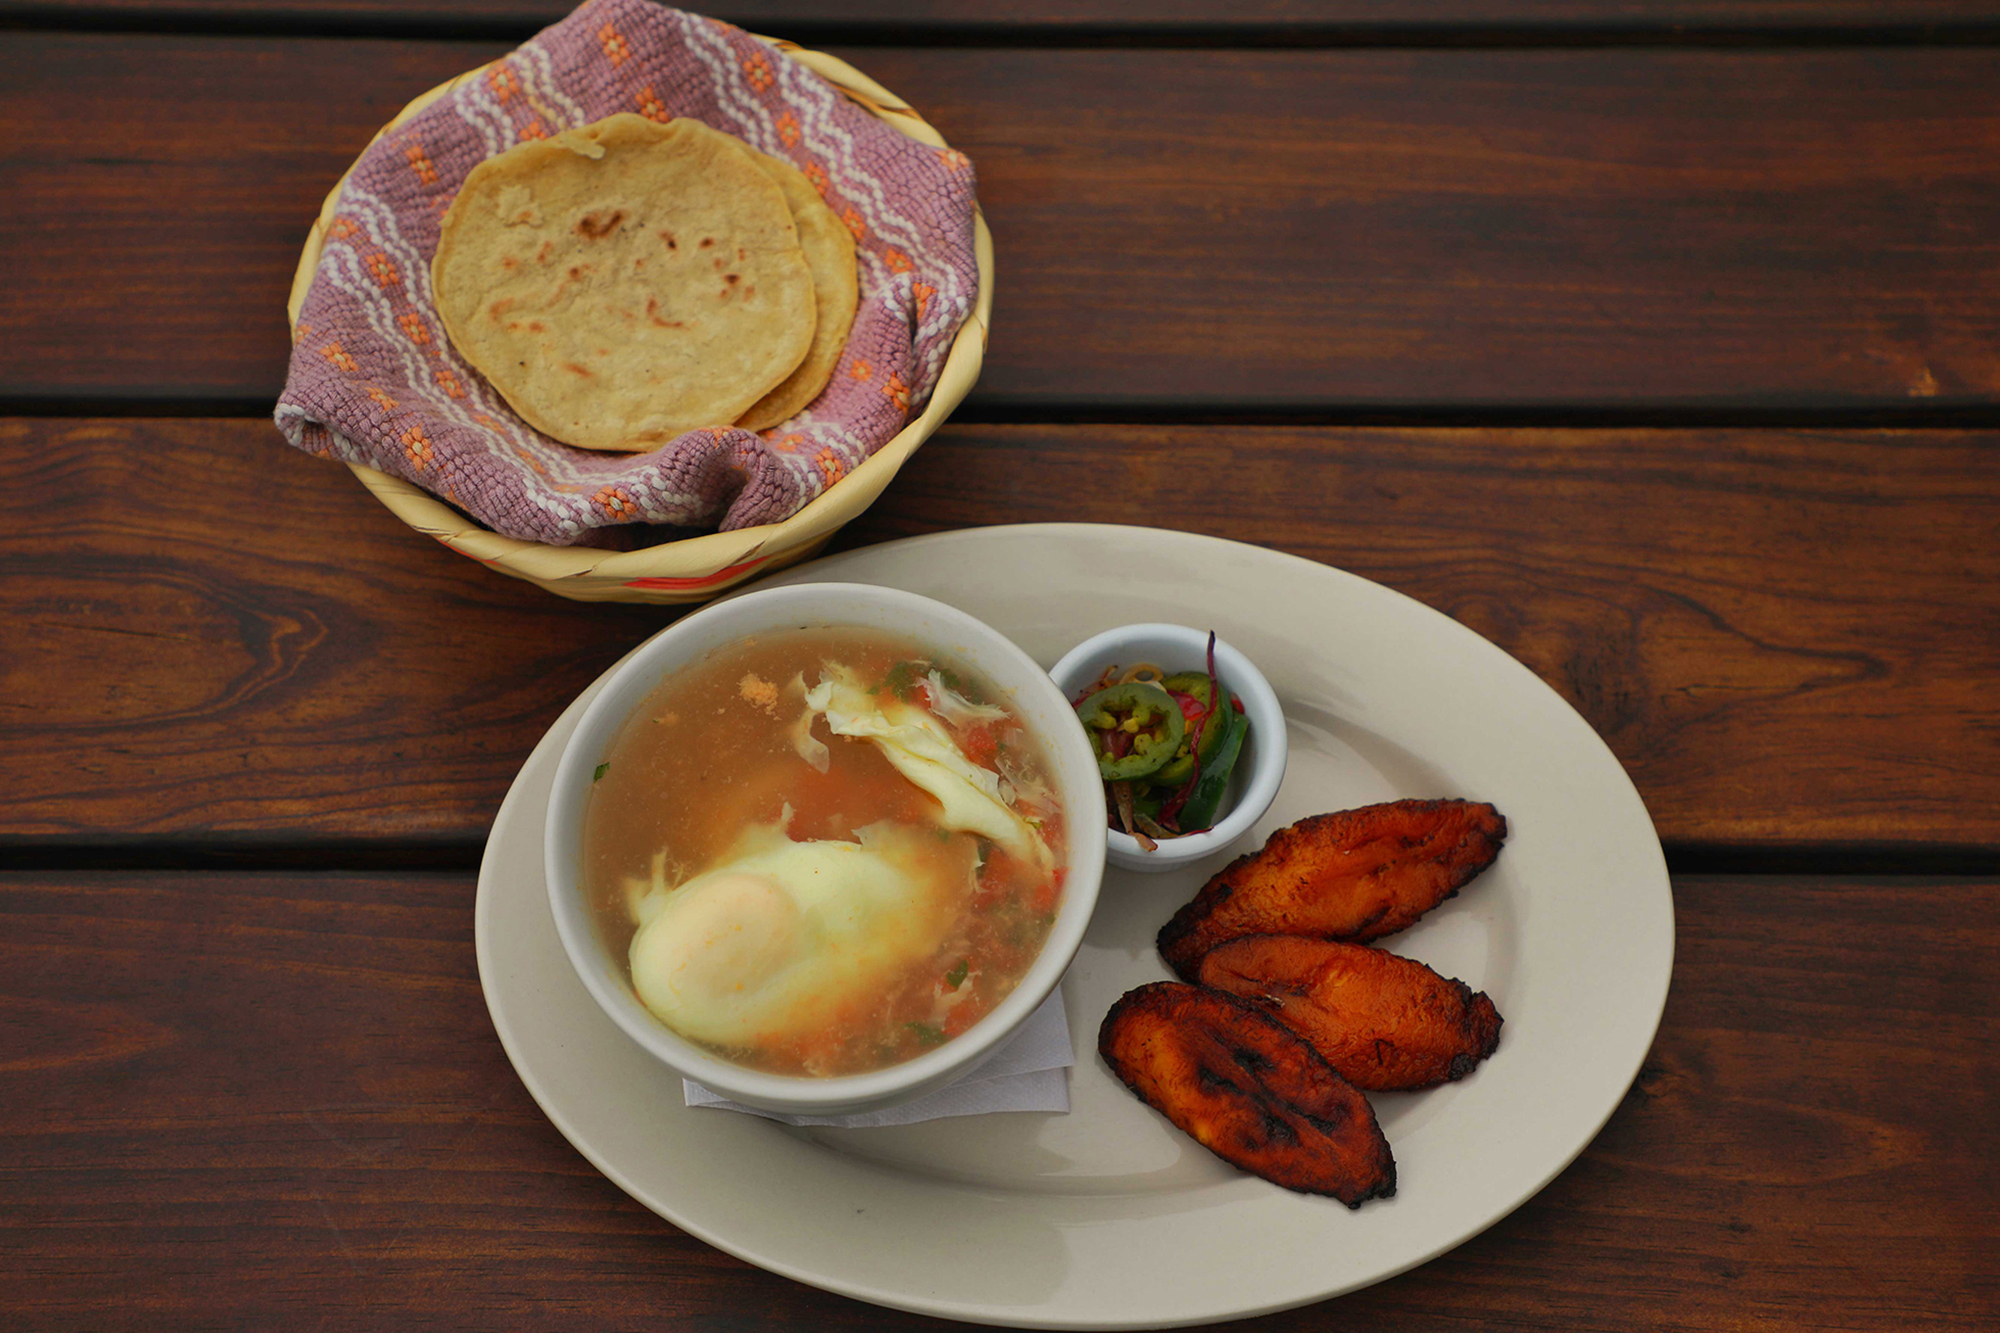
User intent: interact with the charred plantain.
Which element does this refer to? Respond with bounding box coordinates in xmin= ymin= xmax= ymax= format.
xmin=1098 ymin=981 xmax=1396 ymax=1206
xmin=1198 ymin=935 xmax=1502 ymax=1090
xmin=1158 ymin=799 xmax=1506 ymax=978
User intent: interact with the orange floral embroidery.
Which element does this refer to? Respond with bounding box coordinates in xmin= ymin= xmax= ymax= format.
xmin=883 ymin=249 xmax=912 ymax=274
xmin=365 ymin=386 xmax=398 ymax=411
xmin=882 ymin=372 xmax=910 ymax=412
xmin=472 ymin=411 xmax=503 ymax=429
xmin=518 ymin=119 xmax=549 ymax=142
xmin=813 ymin=448 xmax=847 ymax=486
xmin=913 ymin=282 xmax=935 ymax=315
xmin=319 ymin=341 xmax=357 ymax=373
xmin=292 ymin=321 xmax=313 ymax=346
xmin=396 ymin=312 xmax=430 ymax=345
xmin=939 ymin=148 xmax=971 ymax=172
xmin=327 ymin=216 xmax=359 ymax=242
xmin=434 ymin=367 xmax=465 ymax=399
xmin=401 ymin=423 xmax=435 ymax=468
xmin=599 ymin=24 xmax=631 ymax=65
xmin=594 ymin=485 xmax=640 ymax=519
xmin=840 ymin=207 xmax=865 ymax=241
xmin=743 ymin=53 xmax=774 ymax=91
xmin=776 ymin=112 xmax=801 ymax=147
xmin=365 ymin=251 xmax=400 ymax=289
xmin=488 ymin=64 xmax=520 ymax=102
xmin=404 ymin=142 xmax=438 ymax=186
xmin=513 ymin=444 xmax=549 ymax=476
xmin=771 ymin=433 xmax=805 ymax=453
xmin=634 ymin=85 xmax=670 ymax=123
xmin=849 ymin=359 xmax=873 ymax=383
xmin=803 ymin=162 xmax=828 ymax=196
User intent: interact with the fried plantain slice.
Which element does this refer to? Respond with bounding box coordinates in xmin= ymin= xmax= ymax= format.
xmin=1198 ymin=935 xmax=1502 ymax=1091
xmin=1157 ymin=798 xmax=1506 ymax=978
xmin=1098 ymin=981 xmax=1396 ymax=1206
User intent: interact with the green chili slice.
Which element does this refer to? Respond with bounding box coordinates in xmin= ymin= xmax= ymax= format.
xmin=1153 ymin=673 xmax=1233 ymax=788
xmin=1075 ymin=681 xmax=1185 ymax=781
xmin=1176 ymin=707 xmax=1250 ymax=832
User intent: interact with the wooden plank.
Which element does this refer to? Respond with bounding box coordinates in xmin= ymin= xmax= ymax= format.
xmin=6 ymin=33 xmax=2000 ymax=411
xmin=9 ymin=0 xmax=2000 ymax=34
xmin=0 ymin=868 xmax=1992 ymax=1327
xmin=3 ymin=418 xmax=1996 ymax=853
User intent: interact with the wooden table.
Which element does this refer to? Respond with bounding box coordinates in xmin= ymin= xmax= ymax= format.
xmin=3 ymin=2 xmax=1996 ymax=1327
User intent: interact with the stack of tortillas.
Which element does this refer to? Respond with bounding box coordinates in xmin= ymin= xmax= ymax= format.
xmin=433 ymin=113 xmax=859 ymax=451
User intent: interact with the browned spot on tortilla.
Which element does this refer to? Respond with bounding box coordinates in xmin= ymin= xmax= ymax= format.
xmin=536 ymin=241 xmax=552 ymax=264
xmin=500 ymin=255 xmax=518 ymax=271
xmin=563 ymin=362 xmax=593 ymax=377
xmin=725 ymin=273 xmax=740 ymax=285
xmin=488 ymin=298 xmax=516 ymax=323
xmin=659 ymin=232 xmax=677 ymax=250
xmin=645 ymin=297 xmax=685 ymax=329
xmin=737 ymin=246 xmax=747 ymax=261
xmin=575 ymin=209 xmax=625 ymax=239
xmin=699 ymin=237 xmax=714 ymax=248
xmin=527 ymin=321 xmax=547 ymax=333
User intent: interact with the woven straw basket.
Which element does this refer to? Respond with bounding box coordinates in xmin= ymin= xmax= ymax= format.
xmin=286 ymin=41 xmax=993 ymax=604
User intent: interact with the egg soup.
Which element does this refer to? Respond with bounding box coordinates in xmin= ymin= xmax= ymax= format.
xmin=583 ymin=628 xmax=1068 ymax=1077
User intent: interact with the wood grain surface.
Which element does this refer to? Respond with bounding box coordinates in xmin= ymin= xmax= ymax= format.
xmin=1 ymin=868 xmax=1991 ymax=1328
xmin=7 ymin=33 xmax=2000 ymax=412
xmin=11 ymin=0 xmax=2000 ymax=32
xmin=4 ymin=418 xmax=1995 ymax=855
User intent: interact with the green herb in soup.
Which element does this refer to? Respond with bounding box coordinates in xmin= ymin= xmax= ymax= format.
xmin=581 ymin=629 xmax=1067 ymax=1078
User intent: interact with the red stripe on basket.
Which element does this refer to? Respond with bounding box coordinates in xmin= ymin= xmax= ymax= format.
xmin=622 ymin=557 xmax=767 ymax=590
xmin=436 ymin=536 xmax=500 ymax=564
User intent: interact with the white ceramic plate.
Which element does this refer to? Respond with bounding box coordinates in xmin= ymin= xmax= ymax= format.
xmin=475 ymin=524 xmax=1674 ymax=1329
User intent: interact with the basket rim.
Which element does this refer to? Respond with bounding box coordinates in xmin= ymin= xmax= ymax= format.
xmin=284 ymin=33 xmax=993 ymax=598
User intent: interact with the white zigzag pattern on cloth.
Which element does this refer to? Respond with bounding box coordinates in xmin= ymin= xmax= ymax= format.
xmin=519 ymin=41 xmax=590 ymax=129
xmin=464 ymin=71 xmax=524 ymax=157
xmin=449 ymin=71 xmax=508 ymax=159
xmin=672 ymin=15 xmax=782 ymax=149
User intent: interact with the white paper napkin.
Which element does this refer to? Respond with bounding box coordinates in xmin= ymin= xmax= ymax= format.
xmin=685 ymin=988 xmax=1074 ymax=1127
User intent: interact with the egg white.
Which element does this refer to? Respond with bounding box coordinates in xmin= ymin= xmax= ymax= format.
xmin=628 ymin=818 xmax=971 ymax=1049
xmin=800 ymin=665 xmax=1050 ymax=867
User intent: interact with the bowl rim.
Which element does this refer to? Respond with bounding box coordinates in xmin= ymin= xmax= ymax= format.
xmin=543 ymin=581 xmax=1106 ymax=1112
xmin=1048 ymin=623 xmax=1289 ymax=868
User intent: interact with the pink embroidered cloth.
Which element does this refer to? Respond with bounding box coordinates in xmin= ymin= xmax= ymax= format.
xmin=276 ymin=0 xmax=979 ymax=548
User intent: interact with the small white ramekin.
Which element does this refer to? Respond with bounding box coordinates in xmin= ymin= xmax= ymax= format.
xmin=1049 ymin=624 xmax=1287 ymax=874
xmin=544 ymin=582 xmax=1106 ymax=1115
